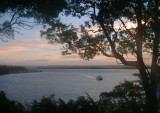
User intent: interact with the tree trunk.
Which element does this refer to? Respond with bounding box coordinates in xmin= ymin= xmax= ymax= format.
xmin=138 ymin=65 xmax=158 ymax=113
xmin=135 ymin=0 xmax=159 ymax=112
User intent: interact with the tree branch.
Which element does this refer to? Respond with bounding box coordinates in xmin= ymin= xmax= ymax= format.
xmin=98 ymin=19 xmax=138 ymax=66
xmin=96 ymin=45 xmax=114 ymax=57
xmin=119 ymin=18 xmax=135 ymax=39
xmin=88 ymin=29 xmax=103 ymax=33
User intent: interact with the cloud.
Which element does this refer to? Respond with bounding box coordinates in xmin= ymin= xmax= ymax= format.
xmin=0 ymin=37 xmax=118 ymax=66
xmin=60 ymin=55 xmax=79 ymax=59
xmin=0 ymin=53 xmax=117 ymax=66
xmin=0 ymin=45 xmax=27 ymax=55
xmin=20 ymin=38 xmax=51 ymax=48
xmin=0 ymin=38 xmax=56 ymax=55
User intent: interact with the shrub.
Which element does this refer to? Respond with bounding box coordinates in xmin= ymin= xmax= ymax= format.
xmin=0 ymin=91 xmax=24 ymax=113
xmin=0 ymin=81 xmax=145 ymax=113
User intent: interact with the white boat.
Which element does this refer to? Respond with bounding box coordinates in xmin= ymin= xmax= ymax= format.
xmin=96 ymin=75 xmax=103 ymax=80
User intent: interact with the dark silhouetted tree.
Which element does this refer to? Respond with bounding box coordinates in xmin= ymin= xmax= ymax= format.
xmin=0 ymin=0 xmax=67 ymax=41
xmin=27 ymin=81 xmax=144 ymax=113
xmin=41 ymin=0 xmax=160 ymax=113
xmin=99 ymin=81 xmax=145 ymax=113
xmin=0 ymin=81 xmax=145 ymax=113
xmin=0 ymin=91 xmax=24 ymax=113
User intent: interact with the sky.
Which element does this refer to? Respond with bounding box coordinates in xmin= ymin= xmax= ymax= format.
xmin=0 ymin=15 xmax=118 ymax=66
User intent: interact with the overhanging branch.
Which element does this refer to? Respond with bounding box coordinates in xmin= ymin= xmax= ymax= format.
xmin=98 ymin=19 xmax=138 ymax=67
xmin=96 ymin=45 xmax=114 ymax=57
xmin=119 ymin=18 xmax=135 ymax=39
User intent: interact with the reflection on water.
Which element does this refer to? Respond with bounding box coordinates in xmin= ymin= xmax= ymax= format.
xmin=83 ymin=74 xmax=95 ymax=79
xmin=0 ymin=69 xmax=139 ymax=104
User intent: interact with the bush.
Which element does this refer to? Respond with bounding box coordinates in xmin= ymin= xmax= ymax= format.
xmin=0 ymin=81 xmax=145 ymax=113
xmin=99 ymin=81 xmax=145 ymax=113
xmin=28 ymin=95 xmax=100 ymax=113
xmin=0 ymin=91 xmax=24 ymax=113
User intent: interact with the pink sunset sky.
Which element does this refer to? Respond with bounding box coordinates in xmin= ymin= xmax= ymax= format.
xmin=0 ymin=15 xmax=142 ymax=66
xmin=0 ymin=33 xmax=117 ymax=66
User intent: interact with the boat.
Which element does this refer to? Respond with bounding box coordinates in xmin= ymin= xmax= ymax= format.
xmin=96 ymin=75 xmax=103 ymax=80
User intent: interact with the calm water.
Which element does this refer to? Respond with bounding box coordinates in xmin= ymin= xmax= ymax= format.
xmin=0 ymin=69 xmax=139 ymax=104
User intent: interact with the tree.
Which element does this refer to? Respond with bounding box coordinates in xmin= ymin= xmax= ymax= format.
xmin=0 ymin=91 xmax=25 ymax=113
xmin=100 ymin=81 xmax=145 ymax=113
xmin=27 ymin=81 xmax=144 ymax=113
xmin=0 ymin=0 xmax=67 ymax=41
xmin=41 ymin=0 xmax=160 ymax=113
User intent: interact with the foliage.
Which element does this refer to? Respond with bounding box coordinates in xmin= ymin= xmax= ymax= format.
xmin=27 ymin=94 xmax=100 ymax=113
xmin=0 ymin=0 xmax=67 ymax=41
xmin=0 ymin=91 xmax=24 ymax=113
xmin=41 ymin=0 xmax=159 ymax=64
xmin=26 ymin=81 xmax=145 ymax=113
xmin=28 ymin=94 xmax=58 ymax=113
xmin=100 ymin=81 xmax=145 ymax=102
xmin=99 ymin=81 xmax=145 ymax=113
xmin=0 ymin=81 xmax=145 ymax=113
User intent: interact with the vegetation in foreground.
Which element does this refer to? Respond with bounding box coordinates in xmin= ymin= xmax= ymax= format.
xmin=0 ymin=81 xmax=148 ymax=113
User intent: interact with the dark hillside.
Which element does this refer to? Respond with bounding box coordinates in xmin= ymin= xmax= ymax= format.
xmin=0 ymin=65 xmax=28 ymax=75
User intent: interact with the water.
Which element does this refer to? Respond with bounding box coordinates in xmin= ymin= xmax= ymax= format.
xmin=0 ymin=69 xmax=139 ymax=104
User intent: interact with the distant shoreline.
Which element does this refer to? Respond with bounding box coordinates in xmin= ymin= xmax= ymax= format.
xmin=37 ymin=65 xmax=138 ymax=69
xmin=0 ymin=65 xmax=41 ymax=76
xmin=0 ymin=65 xmax=138 ymax=76
xmin=6 ymin=70 xmax=41 ymax=75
